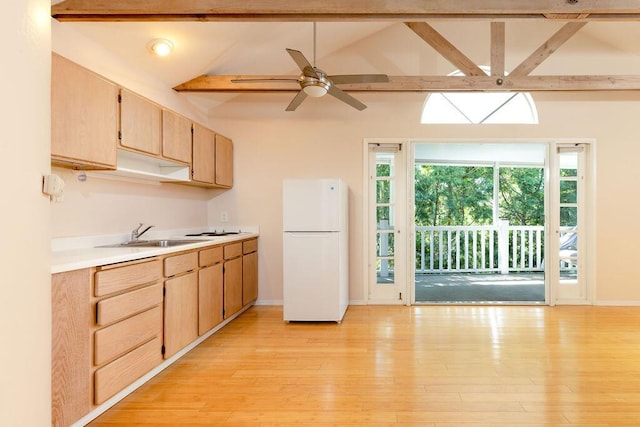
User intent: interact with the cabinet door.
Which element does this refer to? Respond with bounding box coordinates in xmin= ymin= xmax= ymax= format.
xmin=192 ymin=123 xmax=216 ymax=184
xmin=162 ymin=109 xmax=192 ymax=164
xmin=224 ymin=257 xmax=243 ymax=318
xmin=164 ymin=272 xmax=198 ymax=358
xmin=52 ymin=269 xmax=92 ymax=427
xmin=215 ymin=134 xmax=233 ymax=187
xmin=242 ymin=251 xmax=258 ymax=306
xmin=119 ymin=89 xmax=162 ymax=156
xmin=51 ymin=54 xmax=118 ymax=169
xmin=198 ymin=263 xmax=224 ymax=335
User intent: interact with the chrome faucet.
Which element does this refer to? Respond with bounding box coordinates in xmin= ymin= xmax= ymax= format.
xmin=131 ymin=223 xmax=154 ymax=241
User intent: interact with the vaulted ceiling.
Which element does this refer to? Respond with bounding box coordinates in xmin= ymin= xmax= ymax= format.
xmin=51 ymin=1 xmax=640 ymax=112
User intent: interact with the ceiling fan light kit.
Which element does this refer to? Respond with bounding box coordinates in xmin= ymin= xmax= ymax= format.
xmin=301 ymin=74 xmax=330 ymax=97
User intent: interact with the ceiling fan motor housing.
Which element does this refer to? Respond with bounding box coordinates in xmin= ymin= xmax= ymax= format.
xmin=300 ymin=69 xmax=331 ymax=97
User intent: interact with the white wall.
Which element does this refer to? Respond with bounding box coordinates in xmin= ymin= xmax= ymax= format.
xmin=50 ymin=19 xmax=640 ymax=306
xmin=200 ymin=22 xmax=640 ymax=306
xmin=206 ymin=89 xmax=640 ymax=305
xmin=0 ymin=0 xmax=51 ymax=425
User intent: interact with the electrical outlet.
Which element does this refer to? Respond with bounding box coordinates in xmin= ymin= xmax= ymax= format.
xmin=220 ymin=211 xmax=229 ymax=222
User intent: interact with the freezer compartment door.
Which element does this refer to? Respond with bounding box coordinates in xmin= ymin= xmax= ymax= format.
xmin=283 ymin=179 xmax=346 ymax=232
xmin=283 ymin=232 xmax=346 ymax=321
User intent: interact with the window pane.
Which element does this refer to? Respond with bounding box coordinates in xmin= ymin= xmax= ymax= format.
xmin=377 ymin=206 xmax=393 ymax=228
xmin=421 ymin=67 xmax=538 ymax=125
xmin=376 ymin=258 xmax=395 ymax=284
xmin=560 ymin=207 xmax=577 ymax=227
xmin=377 ymin=179 xmax=391 ymax=204
xmin=560 ymin=180 xmax=577 ymax=204
xmin=483 ymin=93 xmax=538 ymax=124
xmin=421 ymin=93 xmax=471 ymax=124
xmin=376 ymin=232 xmax=395 ymax=257
xmin=560 ymin=168 xmax=577 ymax=177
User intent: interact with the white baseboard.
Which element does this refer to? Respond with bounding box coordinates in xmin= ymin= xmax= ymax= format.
xmin=594 ymin=300 xmax=640 ymax=306
xmin=254 ymin=299 xmax=282 ymax=306
xmin=254 ymin=300 xmax=366 ymax=306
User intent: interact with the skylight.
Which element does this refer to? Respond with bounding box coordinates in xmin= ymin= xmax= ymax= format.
xmin=421 ymin=67 xmax=538 ymax=125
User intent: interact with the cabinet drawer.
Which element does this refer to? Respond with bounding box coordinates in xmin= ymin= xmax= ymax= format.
xmin=94 ymin=337 xmax=162 ymax=405
xmin=223 ymin=242 xmax=242 ymax=260
xmin=164 ymin=251 xmax=198 ymax=277
xmin=94 ymin=306 xmax=162 ymax=366
xmin=242 ymin=239 xmax=258 ymax=254
xmin=96 ymin=283 xmax=163 ymax=326
xmin=199 ymin=246 xmax=223 ymax=267
xmin=94 ymin=259 xmax=162 ymax=297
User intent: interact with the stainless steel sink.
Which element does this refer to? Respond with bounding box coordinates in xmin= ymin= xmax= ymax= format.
xmin=97 ymin=239 xmax=203 ymax=248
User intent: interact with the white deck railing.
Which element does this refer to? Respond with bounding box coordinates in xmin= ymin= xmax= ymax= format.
xmin=415 ymin=222 xmax=544 ymax=274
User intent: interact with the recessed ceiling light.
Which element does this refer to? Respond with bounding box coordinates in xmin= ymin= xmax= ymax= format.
xmin=148 ymin=38 xmax=174 ymax=57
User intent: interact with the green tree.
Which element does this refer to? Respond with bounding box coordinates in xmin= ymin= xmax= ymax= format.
xmin=414 ymin=165 xmax=493 ymax=226
xmin=498 ymin=167 xmax=545 ymax=226
xmin=414 ymin=165 xmax=545 ymax=226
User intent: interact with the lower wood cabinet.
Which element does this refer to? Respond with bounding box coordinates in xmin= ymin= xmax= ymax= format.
xmin=52 ymin=269 xmax=92 ymax=427
xmin=223 ymin=242 xmax=244 ymax=319
xmin=243 ymin=239 xmax=259 ymax=305
xmin=163 ymin=272 xmax=198 ymax=358
xmin=198 ymin=263 xmax=224 ymax=335
xmin=92 ymin=260 xmax=164 ymax=405
xmin=52 ymin=238 xmax=258 ymax=426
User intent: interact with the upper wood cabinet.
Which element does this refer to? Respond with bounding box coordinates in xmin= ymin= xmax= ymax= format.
xmin=215 ymin=134 xmax=233 ymax=188
xmin=51 ymin=54 xmax=118 ymax=169
xmin=51 ymin=56 xmax=233 ymax=188
xmin=192 ymin=124 xmax=234 ymax=188
xmin=192 ymin=123 xmax=216 ymax=185
xmin=118 ymin=89 xmax=162 ymax=156
xmin=162 ymin=109 xmax=192 ymax=164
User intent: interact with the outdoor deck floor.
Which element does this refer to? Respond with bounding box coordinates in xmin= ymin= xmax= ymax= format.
xmin=414 ymin=272 xmax=545 ymax=303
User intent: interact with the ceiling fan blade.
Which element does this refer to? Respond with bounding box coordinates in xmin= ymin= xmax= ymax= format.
xmin=231 ymin=78 xmax=299 ymax=83
xmin=285 ymin=90 xmax=308 ymax=111
xmin=286 ymin=48 xmax=319 ymax=78
xmin=328 ymin=74 xmax=390 ymax=85
xmin=327 ymin=85 xmax=367 ymax=111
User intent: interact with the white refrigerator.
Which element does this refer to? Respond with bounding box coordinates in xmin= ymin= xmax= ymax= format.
xmin=283 ymin=178 xmax=349 ymax=322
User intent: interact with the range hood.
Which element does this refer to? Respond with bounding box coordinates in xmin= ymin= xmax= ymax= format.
xmin=89 ymin=149 xmax=191 ymax=183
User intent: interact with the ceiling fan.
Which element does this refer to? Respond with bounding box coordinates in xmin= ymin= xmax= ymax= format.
xmin=232 ymin=23 xmax=389 ymax=111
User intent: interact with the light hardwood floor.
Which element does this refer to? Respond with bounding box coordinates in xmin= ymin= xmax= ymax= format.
xmin=90 ymin=305 xmax=640 ymax=426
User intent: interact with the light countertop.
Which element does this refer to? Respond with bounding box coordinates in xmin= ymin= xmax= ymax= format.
xmin=52 ymin=229 xmax=258 ymax=274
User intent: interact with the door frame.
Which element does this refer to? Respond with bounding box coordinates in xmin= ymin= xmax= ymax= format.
xmin=363 ymin=137 xmax=596 ymax=307
xmin=547 ymin=139 xmax=596 ymax=305
xmin=362 ymin=138 xmax=410 ymax=305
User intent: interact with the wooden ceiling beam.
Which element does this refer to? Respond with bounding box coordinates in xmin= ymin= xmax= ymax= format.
xmin=510 ymin=22 xmax=587 ymax=77
xmin=174 ymin=74 xmax=640 ymax=93
xmin=51 ymin=0 xmax=640 ymax=21
xmin=405 ymin=22 xmax=486 ymax=77
xmin=490 ymin=22 xmax=506 ymax=77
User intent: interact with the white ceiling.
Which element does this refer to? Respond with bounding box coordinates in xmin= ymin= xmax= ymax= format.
xmin=57 ymin=19 xmax=640 ymax=113
xmin=63 ymin=21 xmax=395 ymax=86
